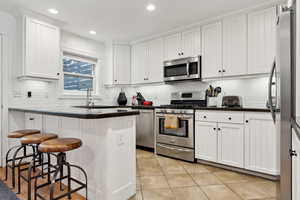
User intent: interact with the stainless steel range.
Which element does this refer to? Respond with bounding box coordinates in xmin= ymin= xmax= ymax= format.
xmin=155 ymin=91 xmax=206 ymax=162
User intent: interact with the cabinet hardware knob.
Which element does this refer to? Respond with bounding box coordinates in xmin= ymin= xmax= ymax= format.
xmin=57 ymin=73 xmax=60 ymax=75
xmin=290 ymin=150 xmax=298 ymax=157
xmin=213 ymin=128 xmax=216 ymax=131
xmin=245 ymin=120 xmax=249 ymax=123
xmin=178 ymin=53 xmax=181 ymax=56
xmin=181 ymin=52 xmax=184 ymax=55
xmin=228 ymin=117 xmax=232 ymax=120
xmin=29 ymin=118 xmax=34 ymax=121
xmin=223 ymin=69 xmax=226 ymax=72
xmin=218 ymin=128 xmax=221 ymax=131
xmin=218 ymin=70 xmax=222 ymax=73
xmin=203 ymin=116 xmax=207 ymax=119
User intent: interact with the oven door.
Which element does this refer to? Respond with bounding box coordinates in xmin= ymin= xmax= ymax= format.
xmin=156 ymin=113 xmax=194 ymax=148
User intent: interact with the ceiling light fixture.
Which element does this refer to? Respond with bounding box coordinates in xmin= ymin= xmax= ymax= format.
xmin=89 ymin=30 xmax=97 ymax=35
xmin=48 ymin=8 xmax=59 ymax=14
xmin=146 ymin=3 xmax=156 ymax=12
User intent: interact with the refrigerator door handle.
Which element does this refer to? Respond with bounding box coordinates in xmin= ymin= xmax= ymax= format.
xmin=292 ymin=118 xmax=300 ymax=141
xmin=268 ymin=59 xmax=277 ymax=123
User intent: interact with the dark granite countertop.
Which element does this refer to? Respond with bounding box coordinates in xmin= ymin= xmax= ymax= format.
xmin=8 ymin=107 xmax=140 ymax=119
xmin=73 ymin=105 xmax=272 ymax=112
xmin=73 ymin=105 xmax=159 ymax=110
xmin=194 ymin=107 xmax=271 ymax=112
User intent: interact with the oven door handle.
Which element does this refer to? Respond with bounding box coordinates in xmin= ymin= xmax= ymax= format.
xmin=157 ymin=144 xmax=194 ymax=152
xmin=156 ymin=114 xmax=193 ymax=119
xmin=186 ymin=61 xmax=190 ymax=77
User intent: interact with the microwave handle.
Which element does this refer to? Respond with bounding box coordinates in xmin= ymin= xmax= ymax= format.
xmin=186 ymin=61 xmax=190 ymax=77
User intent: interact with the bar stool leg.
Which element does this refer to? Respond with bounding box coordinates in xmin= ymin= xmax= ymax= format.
xmin=67 ymin=164 xmax=71 ymax=199
xmin=12 ymin=145 xmax=25 ymax=188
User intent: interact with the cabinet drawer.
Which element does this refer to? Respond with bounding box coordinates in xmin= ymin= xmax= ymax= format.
xmin=195 ymin=111 xmax=244 ymax=124
xmin=220 ymin=112 xmax=244 ymax=124
xmin=195 ymin=111 xmax=220 ymax=122
xmin=25 ymin=113 xmax=43 ymax=130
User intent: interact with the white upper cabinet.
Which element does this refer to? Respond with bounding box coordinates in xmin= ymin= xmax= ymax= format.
xmin=202 ymin=22 xmax=223 ymax=79
xmin=148 ymin=38 xmax=164 ymax=83
xmin=244 ymin=113 xmax=279 ymax=175
xmin=181 ymin=28 xmax=201 ymax=58
xmin=164 ymin=33 xmax=182 ymax=60
xmin=132 ymin=42 xmax=149 ymax=84
xmin=23 ymin=16 xmax=60 ymax=80
xmin=248 ymin=7 xmax=276 ymax=74
xmin=223 ymin=14 xmax=248 ymax=77
xmin=113 ymin=44 xmax=131 ymax=85
xmin=132 ymin=38 xmax=164 ymax=84
xmin=164 ymin=28 xmax=201 ymax=61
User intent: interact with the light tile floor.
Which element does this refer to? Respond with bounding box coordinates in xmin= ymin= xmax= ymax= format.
xmin=131 ymin=149 xmax=278 ymax=200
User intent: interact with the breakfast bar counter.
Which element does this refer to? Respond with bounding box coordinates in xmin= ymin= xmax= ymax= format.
xmin=7 ymin=106 xmax=139 ymax=200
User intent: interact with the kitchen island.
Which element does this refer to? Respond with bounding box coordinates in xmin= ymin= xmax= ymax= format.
xmin=7 ymin=107 xmax=139 ymax=200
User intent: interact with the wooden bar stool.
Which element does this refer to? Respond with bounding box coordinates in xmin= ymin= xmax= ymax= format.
xmin=17 ymin=133 xmax=58 ymax=200
xmin=34 ymin=138 xmax=88 ymax=200
xmin=5 ymin=129 xmax=40 ymax=188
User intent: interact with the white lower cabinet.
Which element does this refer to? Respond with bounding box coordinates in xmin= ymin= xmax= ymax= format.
xmin=25 ymin=113 xmax=43 ymax=130
xmin=218 ymin=123 xmax=244 ymax=168
xmin=195 ymin=111 xmax=279 ymax=176
xmin=292 ymin=129 xmax=300 ymax=200
xmin=195 ymin=122 xmax=218 ymax=162
xmin=244 ymin=113 xmax=279 ymax=175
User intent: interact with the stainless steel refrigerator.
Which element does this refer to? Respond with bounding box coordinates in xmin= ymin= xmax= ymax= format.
xmin=268 ymin=0 xmax=297 ymax=199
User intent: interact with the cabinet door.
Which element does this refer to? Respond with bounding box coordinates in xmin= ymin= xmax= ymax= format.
xmin=248 ymin=7 xmax=276 ymax=74
xmin=202 ymin=22 xmax=223 ymax=79
xmin=132 ymin=43 xmax=148 ymax=84
xmin=218 ymin=123 xmax=244 ymax=168
xmin=292 ymin=129 xmax=300 ymax=200
xmin=244 ymin=113 xmax=279 ymax=175
xmin=164 ymin=33 xmax=182 ymax=60
xmin=113 ymin=45 xmax=131 ymax=85
xmin=25 ymin=113 xmax=43 ymax=130
xmin=181 ymin=28 xmax=201 ymax=58
xmin=195 ymin=121 xmax=218 ymax=162
xmin=148 ymin=38 xmax=164 ymax=83
xmin=43 ymin=115 xmax=61 ymax=135
xmin=223 ymin=14 xmax=247 ymax=76
xmin=26 ymin=17 xmax=60 ymax=79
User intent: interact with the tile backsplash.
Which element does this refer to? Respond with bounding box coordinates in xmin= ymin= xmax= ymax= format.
xmin=10 ymin=76 xmax=269 ymax=109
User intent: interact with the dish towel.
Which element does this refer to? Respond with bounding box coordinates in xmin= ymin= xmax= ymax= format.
xmin=164 ymin=115 xmax=179 ymax=129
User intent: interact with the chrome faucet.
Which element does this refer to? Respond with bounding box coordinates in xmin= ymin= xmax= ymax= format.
xmin=86 ymin=88 xmax=94 ymax=107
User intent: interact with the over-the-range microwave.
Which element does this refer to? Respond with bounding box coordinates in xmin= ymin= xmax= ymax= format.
xmin=163 ymin=56 xmax=201 ymax=82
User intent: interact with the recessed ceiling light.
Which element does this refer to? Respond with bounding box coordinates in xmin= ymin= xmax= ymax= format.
xmin=146 ymin=4 xmax=156 ymax=12
xmin=89 ymin=30 xmax=97 ymax=35
xmin=48 ymin=8 xmax=59 ymax=14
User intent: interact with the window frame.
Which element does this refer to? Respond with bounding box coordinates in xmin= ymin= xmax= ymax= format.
xmin=59 ymin=48 xmax=100 ymax=98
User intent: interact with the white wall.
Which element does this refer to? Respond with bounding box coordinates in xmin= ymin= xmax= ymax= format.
xmin=0 ymin=10 xmax=17 ymax=166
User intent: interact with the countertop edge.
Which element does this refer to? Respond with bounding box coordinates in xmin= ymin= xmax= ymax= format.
xmin=8 ymin=108 xmax=140 ymax=119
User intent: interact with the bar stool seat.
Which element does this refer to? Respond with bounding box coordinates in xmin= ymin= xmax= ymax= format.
xmin=39 ymin=138 xmax=82 ymax=153
xmin=21 ymin=133 xmax=58 ymax=145
xmin=8 ymin=129 xmax=40 ymax=138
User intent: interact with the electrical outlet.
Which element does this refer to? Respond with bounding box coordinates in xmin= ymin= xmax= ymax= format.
xmin=27 ymin=91 xmax=32 ymax=98
xmin=117 ymin=134 xmax=125 ymax=146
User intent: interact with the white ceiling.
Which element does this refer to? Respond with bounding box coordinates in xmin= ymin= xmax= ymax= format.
xmin=0 ymin=0 xmax=277 ymax=42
